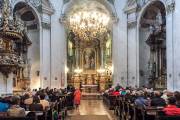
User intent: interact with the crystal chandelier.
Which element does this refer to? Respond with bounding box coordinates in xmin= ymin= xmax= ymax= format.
xmin=68 ymin=10 xmax=110 ymax=40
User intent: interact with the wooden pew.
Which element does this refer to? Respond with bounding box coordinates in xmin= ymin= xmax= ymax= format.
xmin=112 ymin=95 xmax=180 ymax=120
xmin=0 ymin=112 xmax=36 ymax=120
xmin=156 ymin=111 xmax=180 ymax=120
xmin=103 ymin=94 xmax=118 ymax=110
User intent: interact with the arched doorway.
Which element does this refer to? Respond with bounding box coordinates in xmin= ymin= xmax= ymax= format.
xmin=139 ymin=1 xmax=166 ymax=89
xmin=62 ymin=0 xmax=115 ymax=91
xmin=13 ymin=2 xmax=40 ymax=90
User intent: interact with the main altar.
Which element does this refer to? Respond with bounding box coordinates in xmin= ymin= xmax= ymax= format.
xmin=64 ymin=3 xmax=113 ymax=92
xmin=67 ymin=34 xmax=113 ymax=92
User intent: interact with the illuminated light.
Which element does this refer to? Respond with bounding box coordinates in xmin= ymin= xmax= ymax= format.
xmin=74 ymin=67 xmax=83 ymax=74
xmin=65 ymin=66 xmax=69 ymax=73
xmin=67 ymin=10 xmax=110 ymax=41
xmin=97 ymin=68 xmax=105 ymax=73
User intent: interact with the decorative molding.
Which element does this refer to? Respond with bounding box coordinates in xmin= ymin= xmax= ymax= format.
xmin=41 ymin=22 xmax=51 ymax=29
xmin=127 ymin=12 xmax=137 ymax=28
xmin=25 ymin=0 xmax=41 ymax=8
xmin=59 ymin=14 xmax=67 ymax=24
xmin=166 ymin=1 xmax=175 ymax=14
xmin=42 ymin=5 xmax=54 ymax=15
xmin=124 ymin=0 xmax=137 ymax=13
xmin=42 ymin=0 xmax=54 ymax=15
xmin=128 ymin=21 xmax=137 ymax=28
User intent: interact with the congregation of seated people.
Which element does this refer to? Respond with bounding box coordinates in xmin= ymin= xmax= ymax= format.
xmin=103 ymin=84 xmax=180 ymax=120
xmin=0 ymin=85 xmax=75 ymax=120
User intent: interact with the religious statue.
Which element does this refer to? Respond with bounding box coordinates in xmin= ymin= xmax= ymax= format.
xmin=2 ymin=0 xmax=10 ymax=31
xmin=156 ymin=10 xmax=163 ymax=26
xmin=23 ymin=58 xmax=31 ymax=78
xmin=0 ymin=38 xmax=5 ymax=49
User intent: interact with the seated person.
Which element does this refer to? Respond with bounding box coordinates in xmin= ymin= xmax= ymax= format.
xmin=151 ymin=91 xmax=166 ymax=107
xmin=0 ymin=97 xmax=10 ymax=112
xmin=24 ymin=93 xmax=33 ymax=105
xmin=163 ymin=97 xmax=180 ymax=116
xmin=135 ymin=91 xmax=148 ymax=108
xmin=115 ymin=83 xmax=121 ymax=91
xmin=120 ymin=89 xmax=127 ymax=96
xmin=29 ymin=96 xmax=43 ymax=111
xmin=7 ymin=96 xmax=25 ymax=117
xmin=112 ymin=89 xmax=120 ymax=96
xmin=40 ymin=93 xmax=50 ymax=110
xmin=174 ymin=91 xmax=180 ymax=108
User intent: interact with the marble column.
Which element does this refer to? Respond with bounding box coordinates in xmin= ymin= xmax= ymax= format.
xmin=41 ymin=13 xmax=52 ymax=89
xmin=173 ymin=0 xmax=180 ymax=91
xmin=126 ymin=8 xmax=138 ymax=87
xmin=113 ymin=0 xmax=128 ymax=87
xmin=166 ymin=0 xmax=175 ymax=91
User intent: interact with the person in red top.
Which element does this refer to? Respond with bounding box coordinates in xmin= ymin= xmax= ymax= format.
xmin=74 ymin=88 xmax=81 ymax=109
xmin=112 ymin=90 xmax=120 ymax=96
xmin=163 ymin=97 xmax=180 ymax=116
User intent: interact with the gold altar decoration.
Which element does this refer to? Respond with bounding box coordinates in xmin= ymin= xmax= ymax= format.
xmin=67 ymin=10 xmax=110 ymax=41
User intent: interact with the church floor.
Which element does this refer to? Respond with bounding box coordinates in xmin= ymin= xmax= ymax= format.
xmin=67 ymin=100 xmax=117 ymax=120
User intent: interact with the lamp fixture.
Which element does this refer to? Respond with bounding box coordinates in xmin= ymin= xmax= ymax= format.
xmin=67 ymin=10 xmax=110 ymax=41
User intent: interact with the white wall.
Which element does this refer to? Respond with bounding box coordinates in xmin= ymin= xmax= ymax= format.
xmin=27 ymin=29 xmax=40 ymax=89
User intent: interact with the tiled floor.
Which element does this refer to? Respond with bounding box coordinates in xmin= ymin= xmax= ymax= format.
xmin=67 ymin=100 xmax=117 ymax=120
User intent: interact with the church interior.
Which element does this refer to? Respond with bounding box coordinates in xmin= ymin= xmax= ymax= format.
xmin=0 ymin=0 xmax=180 ymax=120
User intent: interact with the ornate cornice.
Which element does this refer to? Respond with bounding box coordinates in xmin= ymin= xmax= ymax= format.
xmin=127 ymin=10 xmax=137 ymax=28
xmin=124 ymin=0 xmax=137 ymax=14
xmin=25 ymin=0 xmax=41 ymax=12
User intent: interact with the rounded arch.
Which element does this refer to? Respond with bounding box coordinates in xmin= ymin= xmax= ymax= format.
xmin=137 ymin=0 xmax=166 ymax=29
xmin=12 ymin=0 xmax=42 ymax=28
xmin=12 ymin=0 xmax=43 ymax=89
xmin=61 ymin=0 xmax=117 ymax=16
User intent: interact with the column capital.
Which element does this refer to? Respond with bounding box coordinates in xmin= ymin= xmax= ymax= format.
xmin=166 ymin=1 xmax=175 ymax=14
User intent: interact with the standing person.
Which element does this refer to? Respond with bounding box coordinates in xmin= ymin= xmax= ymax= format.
xmin=74 ymin=88 xmax=81 ymax=109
